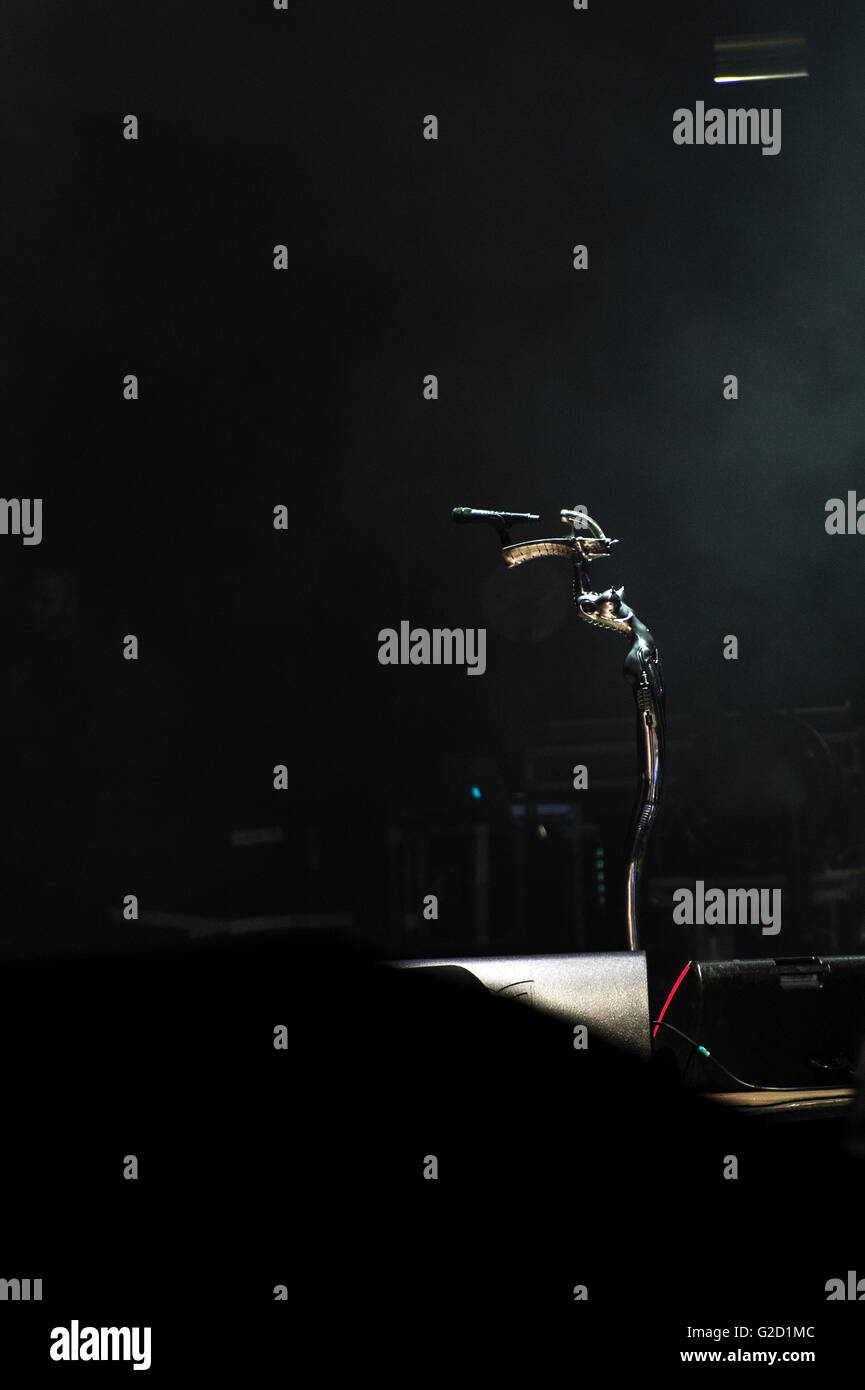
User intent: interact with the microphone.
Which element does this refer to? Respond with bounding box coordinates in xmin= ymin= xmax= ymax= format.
xmin=452 ymin=507 xmax=540 ymax=526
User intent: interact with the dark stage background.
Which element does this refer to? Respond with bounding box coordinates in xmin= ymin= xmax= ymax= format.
xmin=3 ymin=0 xmax=865 ymax=1372
xmin=3 ymin=0 xmax=864 ymax=971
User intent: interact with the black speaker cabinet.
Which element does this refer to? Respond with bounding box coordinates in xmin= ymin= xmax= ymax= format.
xmin=660 ymin=955 xmax=865 ymax=1090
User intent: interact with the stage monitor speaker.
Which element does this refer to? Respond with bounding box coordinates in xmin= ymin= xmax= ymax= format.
xmin=659 ymin=955 xmax=865 ymax=1090
xmin=388 ymin=952 xmax=651 ymax=1057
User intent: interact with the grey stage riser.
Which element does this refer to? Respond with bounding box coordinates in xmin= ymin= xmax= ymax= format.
xmin=389 ymin=952 xmax=651 ymax=1058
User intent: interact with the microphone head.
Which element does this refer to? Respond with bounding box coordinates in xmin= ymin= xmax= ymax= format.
xmin=452 ymin=507 xmax=540 ymax=526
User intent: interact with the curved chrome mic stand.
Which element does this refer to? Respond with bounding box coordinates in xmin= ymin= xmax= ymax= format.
xmin=456 ymin=504 xmax=665 ymax=951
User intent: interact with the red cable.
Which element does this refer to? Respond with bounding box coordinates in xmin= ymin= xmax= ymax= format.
xmin=652 ymin=960 xmax=692 ymax=1039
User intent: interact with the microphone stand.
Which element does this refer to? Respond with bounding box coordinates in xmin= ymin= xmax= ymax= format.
xmin=454 ymin=504 xmax=665 ymax=952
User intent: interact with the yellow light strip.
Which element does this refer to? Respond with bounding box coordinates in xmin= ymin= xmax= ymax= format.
xmin=714 ymin=72 xmax=808 ymax=82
